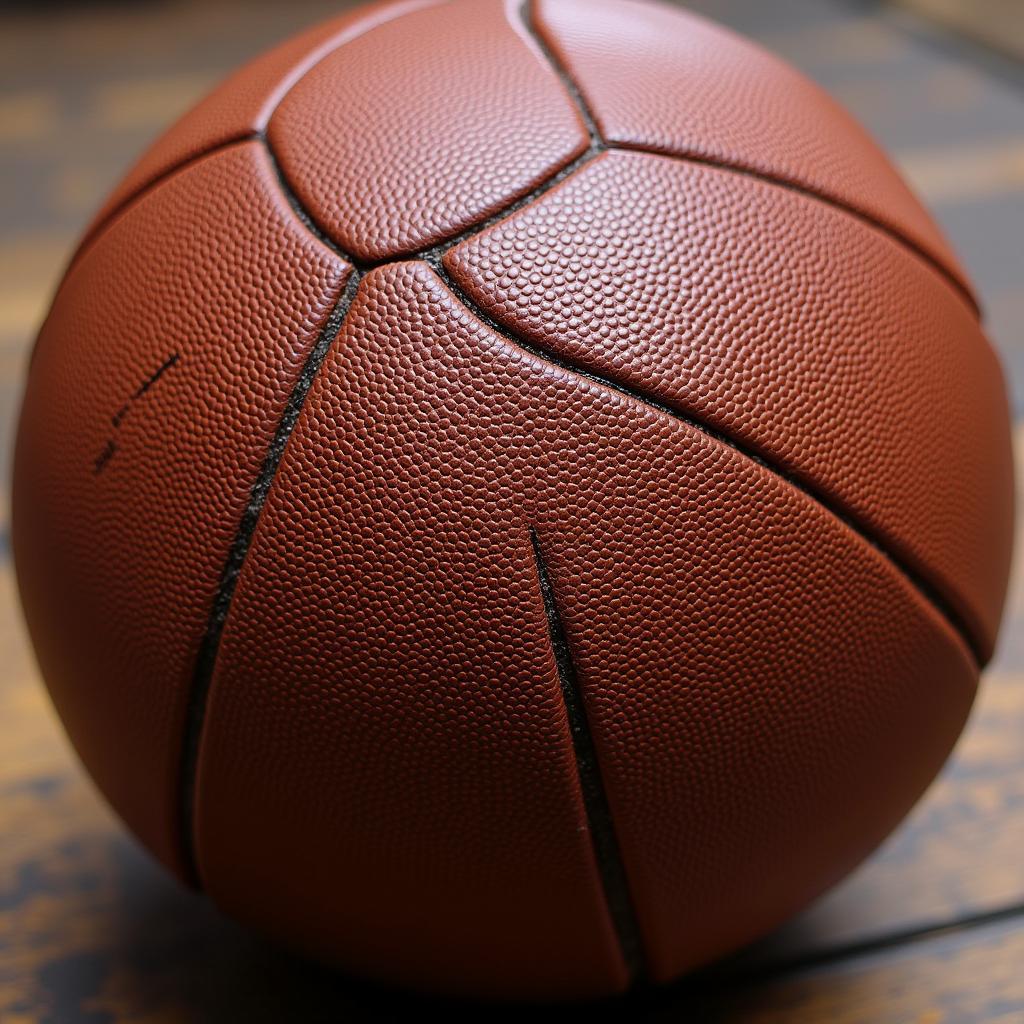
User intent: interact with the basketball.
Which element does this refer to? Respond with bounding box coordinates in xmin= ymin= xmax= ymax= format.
xmin=12 ymin=0 xmax=1014 ymax=1000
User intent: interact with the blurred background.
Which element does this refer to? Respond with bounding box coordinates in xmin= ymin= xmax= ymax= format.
xmin=1 ymin=1 xmax=1022 ymax=1021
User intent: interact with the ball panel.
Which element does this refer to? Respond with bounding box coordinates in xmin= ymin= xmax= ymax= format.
xmin=534 ymin=0 xmax=970 ymax=296
xmin=12 ymin=141 xmax=351 ymax=874
xmin=193 ymin=262 xmax=975 ymax=996
xmin=267 ymin=0 xmax=589 ymax=263
xmin=82 ymin=0 xmax=435 ymax=254
xmin=194 ymin=263 xmax=629 ymax=1000
xmin=550 ymin=447 xmax=977 ymax=985
xmin=445 ymin=149 xmax=1015 ymax=661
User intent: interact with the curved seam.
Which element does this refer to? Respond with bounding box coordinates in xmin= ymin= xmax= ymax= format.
xmin=260 ymin=127 xmax=602 ymax=269
xmin=426 ymin=261 xmax=984 ymax=667
xmin=259 ymin=0 xmax=976 ymax=323
xmin=176 ymin=270 xmax=364 ymax=885
xmin=258 ymin=0 xmax=606 ymax=269
xmin=609 ymin=142 xmax=979 ymax=317
xmin=66 ymin=133 xmax=258 ymax=276
xmin=523 ymin=0 xmax=975 ymax=316
xmin=259 ymin=131 xmax=351 ymax=260
xmin=253 ymin=96 xmax=985 ymax=665
xmin=264 ymin=115 xmax=976 ymax=322
xmin=264 ymin=127 xmax=978 ymax=324
xmin=521 ymin=0 xmax=604 ymax=147
xmin=259 ymin=0 xmax=448 ymax=130
xmin=68 ymin=0 xmax=449 ymax=277
xmin=528 ymin=526 xmax=646 ymax=983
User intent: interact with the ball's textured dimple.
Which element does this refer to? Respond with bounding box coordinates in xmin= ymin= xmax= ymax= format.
xmin=12 ymin=0 xmax=1015 ymax=1001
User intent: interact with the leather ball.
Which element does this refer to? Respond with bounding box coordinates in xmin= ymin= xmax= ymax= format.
xmin=13 ymin=0 xmax=1014 ymax=999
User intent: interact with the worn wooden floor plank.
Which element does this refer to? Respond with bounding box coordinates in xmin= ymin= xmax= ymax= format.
xmin=898 ymin=0 xmax=1024 ymax=65
xmin=699 ymin=918 xmax=1024 ymax=1024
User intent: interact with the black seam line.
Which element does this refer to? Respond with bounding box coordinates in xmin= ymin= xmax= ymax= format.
xmin=426 ymin=261 xmax=984 ymax=667
xmin=410 ymin=144 xmax=601 ymax=268
xmin=255 ymin=6 xmax=982 ymax=666
xmin=518 ymin=0 xmax=972 ymax=315
xmin=259 ymin=130 xmax=604 ymax=272
xmin=71 ymin=0 xmax=457 ymax=270
xmin=176 ymin=270 xmax=363 ymax=886
xmin=520 ymin=0 xmax=604 ymax=148
xmin=69 ymin=133 xmax=260 ymax=273
xmin=259 ymin=130 xmax=356 ymax=263
xmin=266 ymin=119 xmax=977 ymax=325
xmin=395 ymin=0 xmax=607 ymax=266
xmin=258 ymin=0 xmax=609 ymax=272
xmin=519 ymin=0 xmax=974 ymax=318
xmin=700 ymin=899 xmax=1024 ymax=993
xmin=528 ymin=527 xmax=646 ymax=982
xmin=610 ymin=141 xmax=979 ymax=317
xmin=70 ymin=0 xmax=456 ymax=273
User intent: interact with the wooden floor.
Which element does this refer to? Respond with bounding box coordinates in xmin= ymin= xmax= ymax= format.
xmin=1 ymin=1 xmax=1023 ymax=1020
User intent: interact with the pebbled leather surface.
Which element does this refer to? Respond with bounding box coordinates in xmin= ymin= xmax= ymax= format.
xmin=13 ymin=142 xmax=350 ymax=874
xmin=533 ymin=0 xmax=972 ymax=297
xmin=445 ymin=149 xmax=1014 ymax=660
xmin=193 ymin=273 xmax=629 ymax=1000
xmin=13 ymin=0 xmax=1015 ymax=1001
xmin=83 ymin=0 xmax=437 ymax=250
xmin=267 ymin=0 xmax=588 ymax=262
xmin=195 ymin=263 xmax=976 ymax=994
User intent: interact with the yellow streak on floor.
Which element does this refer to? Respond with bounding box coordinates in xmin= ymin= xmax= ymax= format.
xmin=898 ymin=138 xmax=1024 ymax=202
xmin=91 ymin=72 xmax=217 ymax=132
